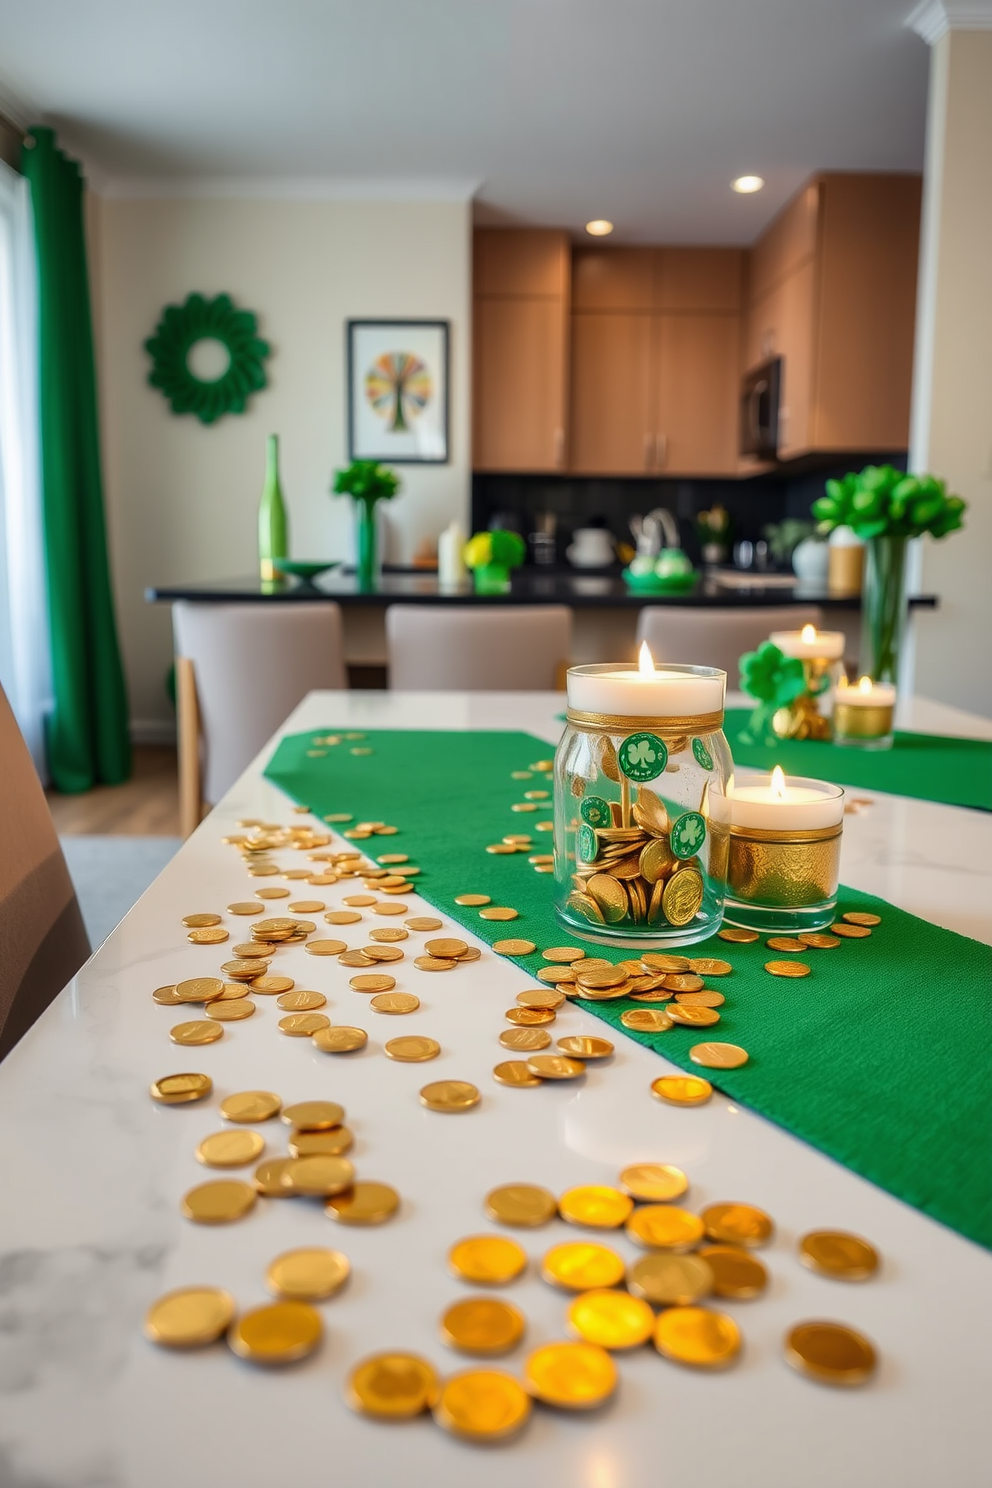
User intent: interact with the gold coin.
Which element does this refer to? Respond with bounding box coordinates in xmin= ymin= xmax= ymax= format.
xmin=170 ymin=1020 xmax=223 ymax=1045
xmin=205 ymin=997 xmax=255 ymax=1022
xmin=487 ymin=843 xmax=517 ymax=855
xmin=218 ymin=1089 xmax=279 ymax=1118
xmin=567 ymin=1289 xmax=655 ymax=1350
xmin=718 ymin=926 xmax=758 ymax=943
xmin=423 ymin=937 xmax=468 ymax=958
xmin=485 ymin=1183 xmax=557 ymax=1227
xmin=516 ymin=987 xmax=565 ymax=1010
xmin=641 ymin=953 xmax=690 ymax=972
xmin=233 ymin=941 xmax=276 ymax=957
xmin=144 ymin=1286 xmax=236 ymax=1348
xmin=377 ymin=853 xmax=408 ymax=864
xmin=766 ymin=936 xmax=807 ymax=952
xmin=701 ymin=1201 xmax=774 ymax=1247
xmin=699 ymin=1245 xmax=768 ymax=1299
xmin=764 ymin=959 xmax=812 ymax=977
xmin=650 ymin=1074 xmax=713 ymax=1106
xmin=214 ymin=980 xmax=256 ymax=1000
xmin=228 ymin=901 xmax=265 ymax=915
xmin=843 ymin=911 xmax=881 ymax=927
xmin=493 ymin=938 xmax=537 ymax=955
xmin=406 ymin=916 xmax=444 ymax=930
xmin=371 ymin=991 xmax=420 ymax=1014
xmin=505 ymin=1007 xmax=556 ymax=1026
xmin=574 ymin=964 xmax=626 ymax=990
xmin=250 ymin=976 xmax=295 ymax=994
xmin=449 ymin=1234 xmax=527 ymax=1285
xmin=537 ymin=966 xmax=576 ymax=985
xmin=628 ymin=1252 xmax=713 ymax=1306
xmin=689 ymin=1041 xmax=748 ymax=1069
xmin=369 ymin=926 xmax=409 ymax=942
xmin=419 ymin=1079 xmax=481 ymax=1112
xmin=685 ymin=957 xmax=733 ymax=976
xmin=151 ymin=1071 xmax=212 ymax=1105
xmin=493 ymin=1060 xmax=543 ymax=1087
xmin=385 ymin=1035 xmax=440 ymax=1062
xmin=221 ymin=960 xmax=268 ymax=980
xmin=664 ymin=973 xmax=705 ymax=993
xmin=524 ymin=1340 xmax=617 ymax=1409
xmin=187 ymin=926 xmax=230 ymax=945
xmin=181 ymin=1179 xmax=257 ymax=1224
xmin=479 ymin=906 xmax=519 ymax=921
xmin=626 ymin=1205 xmax=704 ymax=1251
xmin=182 ymin=911 xmax=222 ymax=928
xmin=196 ymin=1129 xmax=265 ymax=1168
xmin=255 ymin=886 xmax=290 ymax=899
xmin=500 ymin=1027 xmax=552 ymax=1052
xmin=276 ymin=989 xmax=327 ymax=1011
xmin=281 ymin=1155 xmax=354 ymax=1196
xmin=339 ymin=951 xmax=375 ymax=968
xmin=325 ymin=909 xmax=362 ymax=924
xmin=542 ymin=946 xmax=585 ymax=964
xmin=798 ymin=932 xmax=841 ymax=949
xmin=360 ymin=944 xmax=407 ymax=962
xmin=313 ymin=1025 xmax=367 ymax=1053
xmin=350 ymin=973 xmax=396 ymax=993
xmin=621 ymin=1008 xmax=673 ymax=1033
xmin=662 ymin=868 xmax=704 ymax=927
xmin=282 ymin=1101 xmax=344 ymax=1130
xmin=414 ymin=955 xmax=457 ymax=972
xmin=175 ymin=976 xmax=225 ymax=1003
xmin=558 ymin=1186 xmax=633 ymax=1230
xmin=799 ymin=1230 xmax=880 ymax=1281
xmin=343 ymin=894 xmax=377 ymax=907
xmin=629 ymin=989 xmax=674 ymax=1004
xmin=667 ymin=1003 xmax=720 ymax=1027
xmin=151 ymin=984 xmax=182 ymax=1005
xmin=372 ymin=900 xmax=407 ymax=915
xmin=654 ymin=1306 xmax=741 ymax=1369
xmin=676 ymin=989 xmax=725 ymax=1008
xmin=455 ymin=895 xmax=492 ymax=908
xmin=228 ymin=1300 xmax=322 ymax=1366
xmin=619 ymin=1163 xmax=688 ymax=1202
xmin=556 ymin=1035 xmax=614 ymax=1059
xmin=266 ymin=1246 xmax=350 ymax=1301
xmin=325 ymin=1180 xmax=400 ymax=1225
xmin=289 ymin=1127 xmax=354 ymax=1157
xmin=525 ymin=1055 xmax=585 ymax=1081
xmin=440 ymin=1298 xmax=526 ymax=1356
xmin=288 ymin=900 xmax=326 ymax=913
xmin=348 ymin=1353 xmax=440 ymax=1417
xmin=278 ymin=1012 xmax=331 ymax=1036
xmin=306 ymin=939 xmax=349 ymax=956
xmin=785 ymin=1321 xmax=877 ymax=1385
xmin=831 ymin=921 xmax=872 ymax=938
xmin=541 ymin=1242 xmax=625 ymax=1292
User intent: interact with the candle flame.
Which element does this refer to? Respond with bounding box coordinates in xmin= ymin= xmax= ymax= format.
xmin=638 ymin=641 xmax=655 ymax=677
xmin=800 ymin=624 xmax=818 ymax=644
xmin=857 ymin=674 xmax=874 ymax=694
xmin=770 ymin=764 xmax=787 ymax=800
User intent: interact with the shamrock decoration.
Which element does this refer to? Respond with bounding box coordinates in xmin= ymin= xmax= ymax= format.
xmin=671 ymin=811 xmax=706 ymax=859
xmin=578 ymin=824 xmax=598 ymax=863
xmin=618 ymin=732 xmax=668 ymax=782
xmin=691 ymin=737 xmax=714 ymax=772
xmin=580 ymin=796 xmax=612 ymax=829
xmin=738 ymin=641 xmax=807 ymax=746
xmin=812 ymin=464 xmax=965 ymax=541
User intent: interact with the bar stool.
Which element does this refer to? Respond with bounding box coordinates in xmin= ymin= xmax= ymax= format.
xmin=173 ymin=601 xmax=346 ymax=833
xmin=636 ymin=605 xmax=825 ymax=682
xmin=386 ymin=605 xmax=572 ymax=691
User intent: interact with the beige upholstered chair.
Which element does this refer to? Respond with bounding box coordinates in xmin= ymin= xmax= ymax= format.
xmin=635 ymin=605 xmax=826 ymax=684
xmin=386 ymin=605 xmax=572 ymax=691
xmin=0 ymin=683 xmax=90 ymax=1061
xmin=173 ymin=601 xmax=347 ymax=833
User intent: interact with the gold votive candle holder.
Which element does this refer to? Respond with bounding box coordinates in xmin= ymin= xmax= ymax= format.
xmin=833 ymin=679 xmax=896 ymax=751
xmin=723 ymin=772 xmax=845 ymax=934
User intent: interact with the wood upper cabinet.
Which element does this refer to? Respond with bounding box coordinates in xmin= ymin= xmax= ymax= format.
xmin=570 ymin=312 xmax=655 ymax=474
xmin=472 ymin=229 xmax=570 ymax=472
xmin=655 ymin=312 xmax=741 ymax=475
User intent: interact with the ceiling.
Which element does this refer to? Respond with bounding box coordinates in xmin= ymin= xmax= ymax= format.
xmin=0 ymin=0 xmax=930 ymax=242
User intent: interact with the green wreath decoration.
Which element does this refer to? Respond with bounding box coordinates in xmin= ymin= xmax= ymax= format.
xmin=144 ymin=292 xmax=270 ymax=424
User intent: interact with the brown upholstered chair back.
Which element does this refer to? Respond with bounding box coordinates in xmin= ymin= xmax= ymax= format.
xmin=0 ymin=684 xmax=90 ymax=1060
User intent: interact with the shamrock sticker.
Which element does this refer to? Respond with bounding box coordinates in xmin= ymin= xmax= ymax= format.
xmin=692 ymin=737 xmax=714 ymax=772
xmin=580 ymin=795 xmax=612 ymax=829
xmin=670 ymin=811 xmax=706 ymax=860
xmin=618 ymin=732 xmax=668 ymax=782
xmin=578 ymin=823 xmax=598 ymax=863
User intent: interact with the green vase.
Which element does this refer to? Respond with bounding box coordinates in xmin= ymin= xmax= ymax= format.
xmin=356 ymin=499 xmax=378 ymax=592
xmin=258 ymin=434 xmax=288 ymax=582
xmin=473 ymin=563 xmax=511 ymax=595
xmin=859 ymin=534 xmax=910 ymax=685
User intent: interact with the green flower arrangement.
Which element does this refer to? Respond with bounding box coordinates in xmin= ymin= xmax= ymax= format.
xmin=331 ymin=461 xmax=401 ymax=590
xmin=812 ymin=465 xmax=965 ymax=540
xmin=738 ymin=641 xmax=807 ymax=744
xmin=144 ymin=292 xmax=269 ymax=424
xmin=464 ymin=530 xmax=526 ymax=594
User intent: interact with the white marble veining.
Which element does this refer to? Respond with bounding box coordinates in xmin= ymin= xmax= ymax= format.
xmin=1 ymin=691 xmax=989 ymax=1488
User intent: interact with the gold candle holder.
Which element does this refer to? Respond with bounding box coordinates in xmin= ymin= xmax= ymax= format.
xmin=723 ymin=774 xmax=845 ymax=933
xmin=773 ymin=657 xmax=842 ymax=741
xmin=833 ymin=679 xmax=896 ymax=751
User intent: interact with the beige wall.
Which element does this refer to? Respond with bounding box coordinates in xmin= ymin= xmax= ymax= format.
xmin=910 ymin=29 xmax=992 ymax=717
xmin=89 ymin=194 xmax=472 ymax=733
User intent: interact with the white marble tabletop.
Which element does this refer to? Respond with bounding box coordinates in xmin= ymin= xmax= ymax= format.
xmin=1 ymin=691 xmax=990 ymax=1488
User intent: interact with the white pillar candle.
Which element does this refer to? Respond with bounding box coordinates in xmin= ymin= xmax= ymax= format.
xmin=769 ymin=623 xmax=845 ymax=661
xmin=567 ymin=645 xmax=725 ymax=717
xmin=730 ymin=766 xmax=845 ymax=830
xmin=834 ymin=676 xmax=897 ymax=708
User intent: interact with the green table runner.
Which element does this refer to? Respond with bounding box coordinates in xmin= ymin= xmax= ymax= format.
xmin=725 ymin=707 xmax=992 ymax=812
xmin=265 ymin=727 xmax=992 ymax=1251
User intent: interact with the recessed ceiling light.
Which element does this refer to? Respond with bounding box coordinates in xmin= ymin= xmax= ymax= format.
xmin=732 ymin=175 xmax=765 ymax=194
xmin=585 ymin=219 xmax=614 ymax=236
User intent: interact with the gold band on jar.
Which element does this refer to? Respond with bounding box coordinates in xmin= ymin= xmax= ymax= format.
xmin=565 ymin=708 xmax=725 ymax=736
xmin=833 ymin=702 xmax=894 ymax=740
xmin=727 ymin=823 xmax=842 ymax=907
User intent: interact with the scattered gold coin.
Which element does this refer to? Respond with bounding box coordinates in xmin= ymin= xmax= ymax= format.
xmin=500 ymin=1027 xmax=552 ymax=1052
xmin=325 ymin=909 xmax=362 ymax=925
xmin=281 ymin=1155 xmax=354 ymax=1197
xmin=651 ymin=1074 xmax=713 ymax=1106
xmin=492 ymin=938 xmax=537 ymax=955
xmin=182 ymin=912 xmax=222 ymax=928
xmin=766 ymin=936 xmax=806 ymax=952
xmin=187 ymin=926 xmax=230 ymax=945
xmin=654 ymin=1305 xmax=741 ymax=1369
xmin=524 ymin=1340 xmax=618 ymax=1409
xmin=449 ymin=1234 xmax=527 ymax=1285
xmin=181 ymin=1179 xmax=257 ymax=1224
xmin=372 ymin=900 xmax=407 ymax=915
xmin=541 ymin=1241 xmax=625 ymax=1292
xmin=144 ymin=1286 xmax=236 ymax=1348
xmin=525 ymin=1055 xmax=585 ymax=1081
xmin=252 ymin=1157 xmax=294 ymax=1196
xmin=350 ymin=973 xmax=396 ymax=993
xmin=150 ymin=1071 xmax=212 ymax=1105
xmin=278 ymin=1012 xmax=331 ymax=1037
xmin=313 ymin=1025 xmax=367 ymax=1054
xmin=785 ymin=1321 xmax=877 ymax=1385
xmin=567 ymin=1288 xmax=655 ymax=1350
xmin=196 ymin=1129 xmax=265 ymax=1168
xmin=799 ymin=1230 xmax=880 ymax=1281
xmin=479 ymin=907 xmax=519 ymax=921
xmin=288 ymin=900 xmax=326 ymax=913
xmin=170 ymin=1020 xmax=223 ymax=1045
xmin=344 ymin=894 xmax=377 ymax=907
xmin=558 ymin=1186 xmax=633 ymax=1230
xmin=228 ymin=1301 xmax=322 ymax=1365
xmin=414 ymin=955 xmax=457 ymax=972
xmin=289 ymin=1127 xmax=354 ymax=1157
xmin=843 ymin=911 xmax=881 ymax=927
xmin=832 ymin=921 xmax=872 ymax=938
xmin=369 ymin=926 xmax=409 ymax=942
xmin=325 ymin=1180 xmax=400 ymax=1225
xmin=701 ymin=1202 xmax=774 ymax=1247
xmin=799 ymin=932 xmax=841 ymax=949
xmin=516 ymin=987 xmax=565 ymax=1011
xmin=621 ymin=1008 xmax=673 ymax=1033
xmin=718 ymin=927 xmax=759 ymax=943
xmin=537 ymin=966 xmax=576 ymax=985
xmin=619 ymin=1163 xmax=688 ymax=1202
xmin=765 ymin=959 xmax=812 ymax=977
xmin=485 ymin=1183 xmax=557 ymax=1227
xmin=347 ymin=1353 xmax=440 ymax=1417
xmin=228 ymin=901 xmax=265 ymax=915
xmin=664 ymin=973 xmax=705 ymax=993
xmin=626 ymin=1205 xmax=705 ymax=1251
xmin=255 ymin=887 xmax=290 ymax=899
xmin=686 ymin=957 xmax=733 ymax=976
xmin=306 ymin=939 xmax=349 ymax=956
xmin=377 ymin=853 xmax=408 ymax=864
xmin=556 ymin=1035 xmax=614 ymax=1059
xmin=440 ymin=1297 xmax=526 ymax=1356
xmin=339 ymin=950 xmax=375 ymax=968
xmin=221 ymin=960 xmax=268 ymax=981
xmin=574 ymin=965 xmax=626 ymax=990
xmin=266 ymin=1247 xmax=350 ymax=1301
xmin=542 ymin=946 xmax=585 ymax=964
xmin=282 ymin=1100 xmax=344 ymax=1130
xmin=454 ymin=894 xmax=491 ymax=907
xmin=151 ymin=985 xmax=181 ymax=1005
xmin=205 ymin=997 xmax=255 ymax=1022
xmin=420 ymin=1079 xmax=480 ymax=1113
xmin=493 ymin=1061 xmax=543 ymax=1088
xmin=628 ymin=1252 xmax=713 ymax=1306
xmin=277 ymin=989 xmax=327 ymax=1011
xmin=432 ymin=1365 xmax=532 ymax=1441
xmin=406 ymin=916 xmax=444 ymax=931
xmin=175 ymin=976 xmax=225 ymax=1003
xmin=370 ymin=991 xmax=420 ymax=1014
xmin=699 ymin=1245 xmax=768 ymax=1299
xmin=251 ymin=976 xmax=295 ymax=995
xmin=690 ymin=1041 xmax=749 ymax=1069
xmin=425 ymin=937 xmax=469 ymax=958
xmin=384 ymin=1035 xmax=440 ymax=1062
xmin=505 ymin=1007 xmax=556 ymax=1026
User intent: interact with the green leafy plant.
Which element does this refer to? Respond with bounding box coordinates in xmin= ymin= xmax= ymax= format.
xmin=812 ymin=465 xmax=965 ymax=540
xmin=737 ymin=641 xmax=806 ymax=745
xmin=331 ymin=460 xmax=401 ymax=506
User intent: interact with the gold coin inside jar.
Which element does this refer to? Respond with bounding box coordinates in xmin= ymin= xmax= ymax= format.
xmin=181 ymin=1179 xmax=257 ymax=1224
xmin=524 ymin=1340 xmax=618 ymax=1409
xmin=276 ymin=989 xmax=327 ymax=1011
xmin=493 ymin=1061 xmax=543 ymax=1087
xmin=325 ymin=1180 xmax=400 ymax=1225
xmin=619 ymin=1163 xmax=688 ymax=1202
xmin=448 ymin=1235 xmax=527 ymax=1285
xmin=689 ymin=1041 xmax=749 ymax=1069
xmin=419 ymin=1080 xmax=480 ymax=1112
xmin=170 ymin=1020 xmax=224 ymax=1045
xmin=541 ymin=1242 xmax=625 ymax=1292
xmin=227 ymin=1301 xmax=322 ymax=1365
xmin=484 ymin=1183 xmax=558 ymax=1228
xmin=798 ymin=1230 xmax=880 ymax=1281
xmin=265 ymin=1247 xmax=350 ymax=1301
xmin=653 ymin=1306 xmax=741 ymax=1369
xmin=150 ymin=1071 xmax=212 ymax=1105
xmin=567 ymin=1288 xmax=655 ymax=1349
xmin=627 ymin=1252 xmax=713 ymax=1306
xmin=499 ymin=1027 xmax=552 ymax=1052
xmin=558 ymin=1186 xmax=633 ymax=1230
xmin=701 ymin=1201 xmax=774 ymax=1248
xmin=278 ymin=1012 xmax=331 ymax=1036
xmin=626 ymin=1205 xmax=705 ymax=1251
xmin=370 ymin=991 xmax=420 ymax=1014
xmin=440 ymin=1297 xmax=526 ymax=1355
xmin=313 ymin=1025 xmax=368 ymax=1054
xmin=784 ymin=1321 xmax=877 ymax=1386
xmin=556 ymin=1035 xmax=615 ymax=1059
xmin=196 ymin=1129 xmax=264 ymax=1168
xmin=143 ymin=1286 xmax=236 ymax=1348
xmin=282 ymin=1100 xmax=344 ymax=1130
xmin=698 ymin=1245 xmax=768 ymax=1299
xmin=347 ymin=1353 xmax=440 ymax=1418
xmin=432 ymin=1368 xmax=532 ymax=1441
xmin=650 ymin=1075 xmax=713 ymax=1106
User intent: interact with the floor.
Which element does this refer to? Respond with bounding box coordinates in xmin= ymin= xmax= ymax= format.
xmin=46 ymin=746 xmax=180 ymax=835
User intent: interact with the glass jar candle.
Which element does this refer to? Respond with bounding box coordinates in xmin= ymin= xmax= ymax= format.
xmin=554 ymin=658 xmax=732 ymax=948
xmin=833 ymin=676 xmax=896 ymax=750
xmin=724 ymin=768 xmax=845 ymax=933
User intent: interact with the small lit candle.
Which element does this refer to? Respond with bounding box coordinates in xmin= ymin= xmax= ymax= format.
xmin=725 ymin=766 xmax=845 ymax=933
xmin=769 ymin=623 xmax=845 ymax=661
xmin=567 ymin=642 xmax=725 ymax=717
xmin=833 ymin=675 xmax=896 ymax=750
xmin=730 ymin=765 xmax=845 ymax=830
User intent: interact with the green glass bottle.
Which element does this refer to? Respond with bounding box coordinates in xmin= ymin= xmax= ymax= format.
xmin=258 ymin=433 xmax=288 ymax=582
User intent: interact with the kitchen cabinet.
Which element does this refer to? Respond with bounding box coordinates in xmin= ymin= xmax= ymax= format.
xmin=472 ymin=229 xmax=570 ymax=472
xmin=570 ymin=312 xmax=655 ymax=474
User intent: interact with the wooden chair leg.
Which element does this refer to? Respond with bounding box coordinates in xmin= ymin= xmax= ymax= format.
xmin=176 ymin=656 xmax=203 ymax=838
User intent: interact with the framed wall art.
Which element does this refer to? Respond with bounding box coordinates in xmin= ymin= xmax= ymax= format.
xmin=347 ymin=318 xmax=449 ymax=464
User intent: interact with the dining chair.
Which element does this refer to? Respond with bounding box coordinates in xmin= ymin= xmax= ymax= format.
xmin=386 ymin=605 xmax=573 ymax=691
xmin=173 ymin=601 xmax=347 ymax=833
xmin=635 ymin=605 xmax=826 ymax=683
xmin=0 ymin=683 xmax=90 ymax=1061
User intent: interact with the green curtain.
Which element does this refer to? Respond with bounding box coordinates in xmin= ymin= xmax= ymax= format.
xmin=21 ymin=127 xmax=130 ymax=792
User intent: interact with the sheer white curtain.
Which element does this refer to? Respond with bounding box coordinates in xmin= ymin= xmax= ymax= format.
xmin=0 ymin=156 xmax=51 ymax=777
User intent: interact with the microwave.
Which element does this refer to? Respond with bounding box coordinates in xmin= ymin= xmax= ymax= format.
xmin=740 ymin=357 xmax=782 ymax=459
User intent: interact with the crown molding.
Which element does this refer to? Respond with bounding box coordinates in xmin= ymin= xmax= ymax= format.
xmin=97 ymin=174 xmax=481 ymax=203
xmin=906 ymin=1 xmax=992 ymax=44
